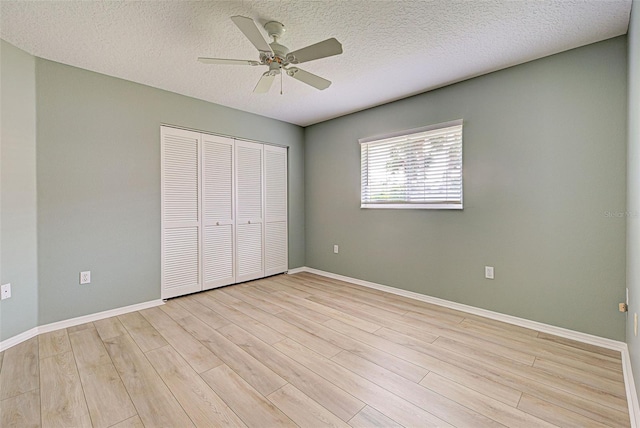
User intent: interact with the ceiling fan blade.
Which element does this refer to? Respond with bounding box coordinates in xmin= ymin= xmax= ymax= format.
xmin=198 ymin=57 xmax=261 ymax=66
xmin=286 ymin=67 xmax=331 ymax=90
xmin=231 ymin=16 xmax=273 ymax=54
xmin=286 ymin=38 xmax=343 ymax=64
xmin=254 ymin=72 xmax=276 ymax=93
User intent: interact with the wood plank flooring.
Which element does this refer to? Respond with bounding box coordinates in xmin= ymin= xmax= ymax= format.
xmin=0 ymin=272 xmax=630 ymax=427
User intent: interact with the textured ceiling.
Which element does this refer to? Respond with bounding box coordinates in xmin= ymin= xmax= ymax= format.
xmin=0 ymin=1 xmax=632 ymax=126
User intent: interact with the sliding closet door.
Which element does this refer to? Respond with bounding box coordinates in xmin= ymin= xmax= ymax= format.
xmin=264 ymin=145 xmax=288 ymax=276
xmin=202 ymin=134 xmax=235 ymax=289
xmin=235 ymin=140 xmax=264 ymax=282
xmin=161 ymin=127 xmax=202 ymax=299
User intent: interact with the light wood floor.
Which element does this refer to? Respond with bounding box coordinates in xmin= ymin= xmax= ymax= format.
xmin=0 ymin=272 xmax=630 ymax=427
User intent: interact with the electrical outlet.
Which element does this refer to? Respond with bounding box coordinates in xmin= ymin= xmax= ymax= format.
xmin=485 ymin=266 xmax=494 ymax=279
xmin=80 ymin=271 xmax=91 ymax=285
xmin=1 ymin=283 xmax=11 ymax=300
xmin=333 ymin=245 xmax=339 ymax=254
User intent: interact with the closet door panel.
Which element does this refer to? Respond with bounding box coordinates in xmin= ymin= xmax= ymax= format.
xmin=264 ymin=145 xmax=288 ymax=276
xmin=204 ymin=224 xmax=234 ymax=285
xmin=161 ymin=127 xmax=202 ymax=299
xmin=203 ymin=136 xmax=234 ymax=222
xmin=236 ymin=143 xmax=263 ymax=221
xmin=164 ymin=227 xmax=199 ymax=291
xmin=265 ymin=221 xmax=287 ymax=275
xmin=265 ymin=147 xmax=287 ymax=221
xmin=235 ymin=140 xmax=264 ymax=282
xmin=202 ymin=135 xmax=235 ymax=289
xmin=236 ymin=222 xmax=263 ymax=279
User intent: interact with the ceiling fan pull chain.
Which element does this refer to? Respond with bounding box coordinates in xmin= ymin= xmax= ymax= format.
xmin=280 ymin=69 xmax=283 ymax=95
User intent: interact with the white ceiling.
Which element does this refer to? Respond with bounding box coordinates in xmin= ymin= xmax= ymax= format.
xmin=0 ymin=1 xmax=632 ymax=127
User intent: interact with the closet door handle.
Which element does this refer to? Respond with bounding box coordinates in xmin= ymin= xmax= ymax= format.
xmin=248 ymin=220 xmax=251 ymax=224
xmin=216 ymin=221 xmax=220 ymax=226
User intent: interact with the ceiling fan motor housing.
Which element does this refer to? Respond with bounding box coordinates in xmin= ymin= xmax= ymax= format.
xmin=267 ymin=62 xmax=281 ymax=75
xmin=264 ymin=21 xmax=290 ymax=66
xmin=269 ymin=41 xmax=289 ymax=60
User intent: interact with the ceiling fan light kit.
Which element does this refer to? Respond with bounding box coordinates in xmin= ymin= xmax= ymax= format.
xmin=198 ymin=15 xmax=342 ymax=94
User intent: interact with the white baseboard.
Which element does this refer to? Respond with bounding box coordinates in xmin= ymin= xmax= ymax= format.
xmin=301 ymin=267 xmax=623 ymax=349
xmin=294 ymin=266 xmax=640 ymax=427
xmin=622 ymin=346 xmax=640 ymax=428
xmin=0 ymin=299 xmax=164 ymax=352
xmin=0 ymin=327 xmax=40 ymax=352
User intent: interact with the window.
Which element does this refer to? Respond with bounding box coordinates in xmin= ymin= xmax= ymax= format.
xmin=360 ymin=119 xmax=463 ymax=209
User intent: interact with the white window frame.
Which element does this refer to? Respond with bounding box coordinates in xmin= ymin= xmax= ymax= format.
xmin=360 ymin=119 xmax=463 ymax=210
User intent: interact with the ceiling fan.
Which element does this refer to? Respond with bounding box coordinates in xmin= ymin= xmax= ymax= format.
xmin=198 ymin=16 xmax=343 ymax=93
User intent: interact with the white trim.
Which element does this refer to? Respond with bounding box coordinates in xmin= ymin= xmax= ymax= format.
xmin=292 ymin=266 xmax=640 ymax=426
xmin=358 ymin=119 xmax=464 ymax=145
xmin=0 ymin=327 xmax=39 ymax=352
xmin=302 ymin=267 xmax=623 ymax=349
xmin=37 ymin=299 xmax=164 ymax=335
xmin=160 ymin=123 xmax=288 ymax=149
xmin=0 ymin=299 xmax=164 ymax=352
xmin=361 ymin=203 xmax=463 ymax=210
xmin=622 ymin=346 xmax=640 ymax=427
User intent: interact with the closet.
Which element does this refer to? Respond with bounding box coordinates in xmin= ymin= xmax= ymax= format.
xmin=161 ymin=126 xmax=287 ymax=299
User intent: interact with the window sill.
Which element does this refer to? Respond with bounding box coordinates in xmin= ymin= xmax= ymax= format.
xmin=360 ymin=203 xmax=463 ymax=210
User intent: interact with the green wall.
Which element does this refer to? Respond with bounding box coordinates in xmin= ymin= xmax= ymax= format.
xmin=305 ymin=36 xmax=628 ymax=341
xmin=35 ymin=59 xmax=304 ymax=325
xmin=0 ymin=41 xmax=39 ymax=340
xmin=627 ymin=0 xmax=640 ymax=389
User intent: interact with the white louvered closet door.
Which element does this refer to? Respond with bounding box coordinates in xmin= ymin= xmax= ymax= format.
xmin=235 ymin=140 xmax=264 ymax=283
xmin=161 ymin=127 xmax=202 ymax=299
xmin=202 ymin=135 xmax=235 ymax=290
xmin=264 ymin=145 xmax=288 ymax=276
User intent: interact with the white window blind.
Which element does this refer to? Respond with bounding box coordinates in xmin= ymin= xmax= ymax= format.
xmin=360 ymin=120 xmax=463 ymax=209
